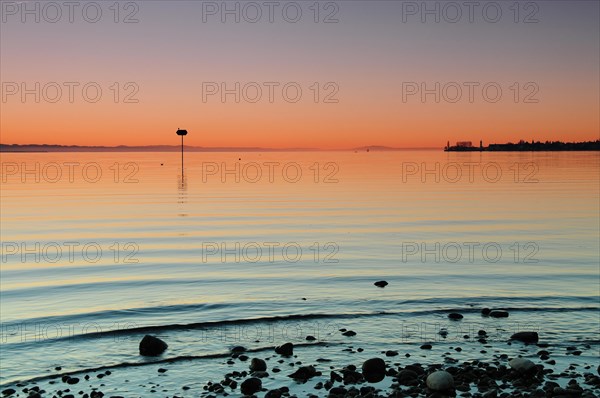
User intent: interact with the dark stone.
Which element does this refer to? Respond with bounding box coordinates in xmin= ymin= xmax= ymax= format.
xmin=250 ymin=358 xmax=267 ymax=372
xmin=385 ymin=350 xmax=398 ymax=357
xmin=252 ymin=371 xmax=269 ymax=378
xmin=374 ymin=281 xmax=388 ymax=288
xmin=139 ymin=335 xmax=168 ymax=356
xmin=362 ymin=358 xmax=386 ymax=383
xmin=1 ymin=389 xmax=16 ymax=396
xmin=240 ymin=377 xmax=262 ymax=395
xmin=342 ymin=330 xmax=356 ymax=337
xmin=329 ymin=387 xmax=347 ymax=396
xmin=448 ymin=313 xmax=464 ymax=320
xmin=330 ymin=370 xmax=343 ymax=382
xmin=288 ymin=365 xmax=320 ymax=381
xmin=231 ymin=346 xmax=246 ymax=353
xmin=341 ymin=366 xmax=363 ymax=384
xmin=275 ymin=342 xmax=293 ymax=356
xmin=489 ymin=310 xmax=509 ymax=318
xmin=511 ymin=331 xmax=539 ymax=344
xmin=481 ymin=308 xmax=491 ymax=316
xmin=421 ymin=344 xmax=432 ymax=349
xmin=397 ymin=369 xmax=419 ymax=385
xmin=265 ymin=389 xmax=283 ymax=398
xmin=306 ymin=335 xmax=316 ymax=341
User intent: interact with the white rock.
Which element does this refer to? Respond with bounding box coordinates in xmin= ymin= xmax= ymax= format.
xmin=426 ymin=370 xmax=454 ymax=391
xmin=509 ymin=357 xmax=536 ymax=373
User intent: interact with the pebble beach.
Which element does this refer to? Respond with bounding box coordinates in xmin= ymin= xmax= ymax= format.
xmin=2 ymin=304 xmax=599 ymax=398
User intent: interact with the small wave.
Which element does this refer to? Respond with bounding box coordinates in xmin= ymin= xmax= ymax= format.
xmin=3 ymin=294 xmax=596 ymax=324
xmin=2 ymin=297 xmax=598 ymax=344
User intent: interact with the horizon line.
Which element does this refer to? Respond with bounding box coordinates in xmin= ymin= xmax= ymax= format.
xmin=0 ymin=143 xmax=441 ymax=152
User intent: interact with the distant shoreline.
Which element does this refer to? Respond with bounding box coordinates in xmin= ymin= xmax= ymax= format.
xmin=0 ymin=145 xmax=434 ymax=153
xmin=445 ymin=140 xmax=600 ymax=152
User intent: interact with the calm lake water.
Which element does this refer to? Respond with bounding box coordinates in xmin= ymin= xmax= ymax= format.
xmin=1 ymin=150 xmax=598 ymax=394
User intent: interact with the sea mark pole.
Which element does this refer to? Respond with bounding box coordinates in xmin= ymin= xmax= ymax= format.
xmin=176 ymin=128 xmax=188 ymax=176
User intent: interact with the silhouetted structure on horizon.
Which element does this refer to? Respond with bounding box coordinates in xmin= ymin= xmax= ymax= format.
xmin=445 ymin=140 xmax=600 ymax=152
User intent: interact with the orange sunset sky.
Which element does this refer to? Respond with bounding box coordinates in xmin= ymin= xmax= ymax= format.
xmin=1 ymin=1 xmax=599 ymax=149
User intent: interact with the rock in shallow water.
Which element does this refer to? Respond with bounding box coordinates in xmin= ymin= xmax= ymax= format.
xmin=362 ymin=358 xmax=386 ymax=383
xmin=265 ymin=388 xmax=284 ymax=398
xmin=288 ymin=365 xmax=320 ymax=381
xmin=510 ymin=331 xmax=539 ymax=343
xmin=448 ymin=312 xmax=464 ymax=320
xmin=275 ymin=342 xmax=293 ymax=356
xmin=139 ymin=335 xmax=168 ymax=356
xmin=240 ymin=377 xmax=262 ymax=395
xmin=489 ymin=310 xmax=509 ymax=318
xmin=426 ymin=370 xmax=454 ymax=391
xmin=231 ymin=345 xmax=246 ymax=353
xmin=250 ymin=358 xmax=267 ymax=372
xmin=374 ymin=281 xmax=388 ymax=288
xmin=397 ymin=369 xmax=419 ymax=385
xmin=509 ymin=357 xmax=536 ymax=373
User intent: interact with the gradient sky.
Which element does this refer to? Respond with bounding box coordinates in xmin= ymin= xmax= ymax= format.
xmin=1 ymin=0 xmax=599 ymax=148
